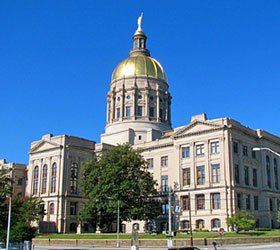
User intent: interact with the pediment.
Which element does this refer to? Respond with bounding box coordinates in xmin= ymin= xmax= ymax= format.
xmin=29 ymin=140 xmax=62 ymax=154
xmin=173 ymin=120 xmax=223 ymax=138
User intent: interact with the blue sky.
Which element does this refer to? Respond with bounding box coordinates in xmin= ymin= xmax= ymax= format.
xmin=1 ymin=1 xmax=280 ymax=164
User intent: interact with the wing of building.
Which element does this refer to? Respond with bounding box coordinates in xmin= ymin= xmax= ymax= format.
xmin=23 ymin=16 xmax=280 ymax=234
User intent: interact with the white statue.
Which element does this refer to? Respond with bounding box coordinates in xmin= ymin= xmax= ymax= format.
xmin=137 ymin=12 xmax=143 ymax=31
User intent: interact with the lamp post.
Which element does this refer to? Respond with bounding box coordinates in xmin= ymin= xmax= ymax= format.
xmin=252 ymin=147 xmax=280 ymax=157
xmin=117 ymin=200 xmax=120 ymax=248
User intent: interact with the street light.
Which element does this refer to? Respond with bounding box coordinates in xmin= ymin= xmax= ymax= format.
xmin=252 ymin=147 xmax=280 ymax=157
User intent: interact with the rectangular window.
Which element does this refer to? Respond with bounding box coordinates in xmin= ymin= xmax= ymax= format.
xmin=161 ymin=156 xmax=168 ymax=167
xmin=233 ymin=142 xmax=238 ymax=153
xmin=162 ymin=202 xmax=168 ymax=214
xmin=117 ymin=108 xmax=120 ymax=118
xmin=212 ymin=164 xmax=220 ymax=183
xmin=211 ymin=193 xmax=221 ymax=209
xmin=196 ymin=144 xmax=205 ymax=156
xmin=252 ymin=149 xmax=256 ymax=159
xmin=137 ymin=106 xmax=142 ymax=117
xmin=70 ymin=202 xmax=77 ymax=215
xmin=159 ymin=109 xmax=163 ymax=119
xmin=211 ymin=141 xmax=220 ymax=154
xmin=161 ymin=175 xmax=168 ymax=193
xmin=254 ymin=196 xmax=259 ymax=210
xmin=243 ymin=145 xmax=248 ymax=156
xmin=235 ymin=164 xmax=240 ymax=184
xmin=196 ymin=194 xmax=205 ymax=210
xmin=253 ymin=168 xmax=258 ymax=187
xmin=182 ymin=146 xmax=190 ymax=158
xmin=147 ymin=158 xmax=153 ymax=169
xmin=237 ymin=193 xmax=241 ymax=209
xmin=244 ymin=166 xmax=249 ymax=185
xmin=270 ymin=198 xmax=273 ymax=211
xmin=126 ymin=106 xmax=131 ymax=117
xmin=197 ymin=166 xmax=205 ymax=185
xmin=246 ymin=195 xmax=250 ymax=210
xmin=182 ymin=168 xmax=191 ymax=186
xmin=149 ymin=107 xmax=154 ymax=117
xmin=182 ymin=196 xmax=190 ymax=210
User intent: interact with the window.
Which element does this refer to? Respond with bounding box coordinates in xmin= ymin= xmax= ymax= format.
xmin=252 ymin=149 xmax=256 ymax=159
xmin=181 ymin=220 xmax=190 ymax=229
xmin=149 ymin=96 xmax=154 ymax=101
xmin=196 ymin=195 xmax=205 ymax=210
xmin=182 ymin=147 xmax=190 ymax=158
xmin=197 ymin=166 xmax=205 ymax=185
xmin=41 ymin=164 xmax=48 ymax=194
xmin=70 ymin=162 xmax=78 ymax=194
xmin=161 ymin=156 xmax=168 ymax=167
xmin=137 ymin=106 xmax=142 ymax=117
xmin=159 ymin=109 xmax=163 ymax=119
xmin=235 ymin=164 xmax=240 ymax=184
xmin=162 ymin=202 xmax=168 ymax=214
xmin=211 ymin=193 xmax=221 ymax=209
xmin=133 ymin=223 xmax=140 ymax=231
xmin=211 ymin=141 xmax=220 ymax=154
xmin=33 ymin=166 xmax=39 ymax=194
xmin=127 ymin=95 xmax=131 ymax=100
xmin=126 ymin=106 xmax=131 ymax=117
xmin=70 ymin=223 xmax=77 ymax=233
xmin=196 ymin=219 xmax=205 ymax=229
xmin=149 ymin=107 xmax=154 ymax=117
xmin=244 ymin=166 xmax=249 ymax=185
xmin=212 ymin=164 xmax=220 ymax=183
xmin=138 ymin=95 xmax=142 ymax=99
xmin=243 ymin=145 xmax=248 ymax=156
xmin=211 ymin=219 xmax=221 ymax=228
xmin=274 ymin=159 xmax=278 ymax=189
xmin=51 ymin=163 xmax=57 ymax=193
xmin=17 ymin=178 xmax=22 ymax=185
xmin=70 ymin=202 xmax=78 ymax=215
xmin=237 ymin=193 xmax=241 ymax=209
xmin=147 ymin=158 xmax=153 ymax=169
xmin=233 ymin=142 xmax=238 ymax=153
xmin=246 ymin=195 xmax=250 ymax=210
xmin=161 ymin=175 xmax=168 ymax=193
xmin=266 ymin=156 xmax=271 ymax=188
xmin=117 ymin=108 xmax=120 ymax=118
xmin=49 ymin=203 xmax=54 ymax=215
xmin=254 ymin=196 xmax=258 ymax=210
xmin=196 ymin=144 xmax=205 ymax=156
xmin=270 ymin=198 xmax=273 ymax=211
xmin=182 ymin=168 xmax=191 ymax=186
xmin=253 ymin=168 xmax=257 ymax=187
xmin=182 ymin=196 xmax=190 ymax=210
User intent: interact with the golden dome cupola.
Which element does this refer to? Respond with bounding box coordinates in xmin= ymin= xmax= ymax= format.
xmin=101 ymin=14 xmax=172 ymax=146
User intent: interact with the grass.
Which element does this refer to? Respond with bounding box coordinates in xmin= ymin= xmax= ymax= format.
xmin=37 ymin=230 xmax=280 ymax=240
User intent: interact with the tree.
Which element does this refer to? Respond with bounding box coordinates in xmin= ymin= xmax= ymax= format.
xmin=0 ymin=168 xmax=44 ymax=242
xmin=226 ymin=210 xmax=255 ymax=233
xmin=79 ymin=144 xmax=162 ymax=231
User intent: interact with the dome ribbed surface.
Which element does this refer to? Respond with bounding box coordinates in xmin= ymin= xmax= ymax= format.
xmin=111 ymin=55 xmax=167 ymax=82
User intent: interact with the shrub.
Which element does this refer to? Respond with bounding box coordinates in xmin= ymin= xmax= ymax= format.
xmin=255 ymin=228 xmax=271 ymax=231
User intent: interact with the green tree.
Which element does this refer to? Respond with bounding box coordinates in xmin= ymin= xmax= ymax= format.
xmin=79 ymin=144 xmax=161 ymax=231
xmin=226 ymin=210 xmax=255 ymax=233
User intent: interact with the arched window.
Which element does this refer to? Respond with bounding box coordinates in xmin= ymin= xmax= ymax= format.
xmin=51 ymin=163 xmax=57 ymax=193
xmin=196 ymin=219 xmax=205 ymax=229
xmin=70 ymin=223 xmax=77 ymax=233
xmin=33 ymin=166 xmax=39 ymax=194
xmin=266 ymin=156 xmax=271 ymax=188
xmin=181 ymin=220 xmax=190 ymax=229
xmin=41 ymin=164 xmax=48 ymax=194
xmin=70 ymin=162 xmax=78 ymax=194
xmin=49 ymin=203 xmax=54 ymax=215
xmin=211 ymin=218 xmax=221 ymax=228
xmin=274 ymin=158 xmax=278 ymax=189
xmin=121 ymin=223 xmax=126 ymax=233
xmin=133 ymin=223 xmax=140 ymax=231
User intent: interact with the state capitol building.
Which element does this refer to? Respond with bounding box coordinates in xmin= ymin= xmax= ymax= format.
xmin=2 ymin=17 xmax=280 ymax=234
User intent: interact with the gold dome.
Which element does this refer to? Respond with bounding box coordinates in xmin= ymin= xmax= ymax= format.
xmin=111 ymin=55 xmax=168 ymax=83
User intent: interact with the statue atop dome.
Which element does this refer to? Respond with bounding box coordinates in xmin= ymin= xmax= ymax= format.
xmin=137 ymin=12 xmax=143 ymax=32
